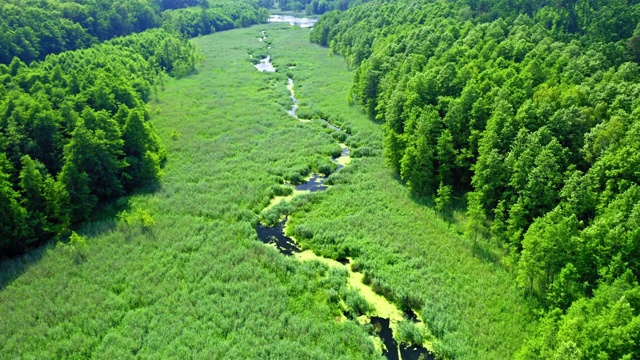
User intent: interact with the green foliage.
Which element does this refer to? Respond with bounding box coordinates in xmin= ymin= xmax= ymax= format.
xmin=57 ymin=231 xmax=87 ymax=264
xmin=0 ymin=25 xmax=381 ymax=360
xmin=342 ymin=288 xmax=373 ymax=318
xmin=162 ymin=1 xmax=269 ymax=37
xmin=395 ymin=320 xmax=424 ymax=346
xmin=517 ymin=273 xmax=640 ymax=359
xmin=7 ymin=1 xmax=640 ymax=356
xmin=277 ymin=0 xmax=369 ymax=15
xmin=434 ymin=182 xmax=452 ymax=214
xmin=0 ymin=28 xmax=210 ymax=254
xmin=0 ymin=154 xmax=27 ymax=252
xmin=118 ymin=208 xmax=156 ymax=230
xmin=0 ymin=0 xmax=269 ymax=65
xmin=465 ymin=191 xmax=487 ymax=241
xmin=271 ymin=184 xmax=294 ymax=197
xmin=310 ymin=0 xmax=640 ymax=356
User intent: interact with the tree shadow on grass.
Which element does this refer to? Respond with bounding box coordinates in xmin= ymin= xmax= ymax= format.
xmin=399 ymin=175 xmax=510 ymax=269
xmin=471 ymin=240 xmax=503 ymax=267
xmin=407 ymin=189 xmax=435 ymax=208
xmin=0 ymin=243 xmax=50 ymax=290
xmin=0 ymin=183 xmax=159 ymax=290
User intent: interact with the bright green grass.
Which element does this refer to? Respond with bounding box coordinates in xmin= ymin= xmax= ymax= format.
xmin=0 ymin=23 xmax=535 ymax=360
xmin=0 ymin=26 xmax=380 ymax=359
xmin=260 ymin=25 xmax=538 ymax=359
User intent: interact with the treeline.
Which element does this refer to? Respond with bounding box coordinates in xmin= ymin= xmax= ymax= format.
xmin=162 ymin=0 xmax=269 ymax=38
xmin=312 ymin=0 xmax=640 ymax=358
xmin=277 ymin=0 xmax=367 ymax=15
xmin=0 ymin=29 xmax=201 ymax=256
xmin=0 ymin=0 xmax=268 ymax=64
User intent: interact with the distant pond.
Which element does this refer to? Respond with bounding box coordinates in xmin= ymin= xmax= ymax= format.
xmin=268 ymin=15 xmax=318 ymax=28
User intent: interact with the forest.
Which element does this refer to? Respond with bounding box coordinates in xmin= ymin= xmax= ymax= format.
xmin=311 ymin=0 xmax=640 ymax=357
xmin=0 ymin=0 xmax=269 ymax=255
xmin=0 ymin=29 xmax=200 ymax=255
xmin=0 ymin=0 xmax=269 ymax=64
xmin=276 ymin=0 xmax=368 ymax=15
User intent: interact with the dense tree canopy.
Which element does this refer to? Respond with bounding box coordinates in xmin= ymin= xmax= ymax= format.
xmin=276 ymin=0 xmax=368 ymax=15
xmin=0 ymin=29 xmax=203 ymax=255
xmin=162 ymin=1 xmax=269 ymax=37
xmin=0 ymin=0 xmax=271 ymax=254
xmin=0 ymin=0 xmax=269 ymax=64
xmin=312 ymin=0 xmax=640 ymax=357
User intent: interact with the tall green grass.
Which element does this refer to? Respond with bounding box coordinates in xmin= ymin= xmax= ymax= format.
xmin=0 ymin=25 xmax=380 ymax=359
xmin=263 ymin=26 xmax=537 ymax=359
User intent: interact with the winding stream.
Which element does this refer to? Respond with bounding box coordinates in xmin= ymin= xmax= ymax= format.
xmin=252 ymin=30 xmax=434 ymax=360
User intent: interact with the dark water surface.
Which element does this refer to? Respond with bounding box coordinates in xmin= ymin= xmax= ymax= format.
xmin=370 ymin=317 xmax=399 ymax=360
xmin=255 ymin=217 xmax=301 ymax=256
xmin=400 ymin=344 xmax=434 ymax=360
xmin=294 ymin=174 xmax=327 ymax=192
xmin=403 ymin=308 xmax=419 ymax=322
xmin=370 ymin=315 xmax=435 ymax=360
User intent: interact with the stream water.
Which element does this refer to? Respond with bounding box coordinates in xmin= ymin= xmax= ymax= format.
xmin=254 ymin=56 xmax=276 ymax=72
xmin=256 ymin=216 xmax=301 ymax=256
xmin=252 ymin=36 xmax=433 ymax=359
xmin=287 ymin=78 xmax=298 ymax=117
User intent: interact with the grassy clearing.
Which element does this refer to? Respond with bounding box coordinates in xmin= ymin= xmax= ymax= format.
xmin=0 ymin=26 xmax=380 ymax=359
xmin=261 ymin=25 xmax=537 ymax=359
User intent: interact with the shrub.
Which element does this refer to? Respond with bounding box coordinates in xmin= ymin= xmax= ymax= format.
xmin=362 ymin=271 xmax=372 ymax=285
xmin=343 ymin=289 xmax=372 ymax=317
xmin=295 ymin=224 xmax=314 ymax=239
xmin=351 ymin=261 xmax=362 ymax=272
xmin=58 ymin=231 xmax=88 ymax=264
xmin=326 ymin=288 xmax=340 ymax=303
xmin=271 ymin=185 xmax=294 ymax=197
xmin=332 ymin=131 xmax=348 ymax=142
xmin=296 ymin=107 xmax=316 ymax=119
xmin=395 ymin=320 xmax=424 ymax=345
xmin=352 ymin=146 xmax=377 ymax=158
xmin=317 ymin=163 xmax=334 ymax=176
xmin=326 ymin=172 xmax=346 ymax=185
xmin=329 ymin=144 xmax=343 ymax=158
xmin=285 ymin=171 xmax=303 ymax=184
